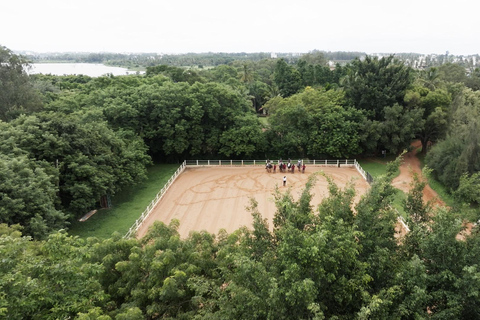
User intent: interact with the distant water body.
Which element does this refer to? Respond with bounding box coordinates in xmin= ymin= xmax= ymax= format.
xmin=29 ymin=63 xmax=143 ymax=77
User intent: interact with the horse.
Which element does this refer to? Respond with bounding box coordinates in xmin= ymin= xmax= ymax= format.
xmin=265 ymin=162 xmax=272 ymax=173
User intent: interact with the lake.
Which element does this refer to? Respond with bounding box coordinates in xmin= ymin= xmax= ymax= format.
xmin=29 ymin=63 xmax=143 ymax=77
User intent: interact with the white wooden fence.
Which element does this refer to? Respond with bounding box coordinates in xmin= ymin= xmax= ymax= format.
xmin=124 ymin=161 xmax=186 ymax=238
xmin=185 ymin=159 xmax=359 ymax=167
xmin=184 ymin=159 xmax=371 ymax=182
xmin=124 ymin=158 xmax=408 ymax=238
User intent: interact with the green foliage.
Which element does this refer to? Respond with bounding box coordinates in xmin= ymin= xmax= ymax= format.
xmin=454 ymin=172 xmax=480 ymax=205
xmin=355 ymin=156 xmax=401 ymax=293
xmin=404 ymin=170 xmax=432 ymax=224
xmin=0 ymin=46 xmax=42 ymax=121
xmin=344 ymin=55 xmax=413 ymax=121
xmin=0 ymin=229 xmax=107 ymax=319
xmin=380 ymin=103 xmax=424 ymax=154
xmin=437 ymin=62 xmax=468 ymax=84
xmin=145 ymin=64 xmax=205 ymax=84
xmin=69 ymin=164 xmax=179 ymax=239
xmin=97 ymin=80 xmax=258 ymax=160
xmin=219 ymin=113 xmax=266 ymax=157
xmin=405 ymin=85 xmax=452 ymax=154
xmin=0 ymin=111 xmax=151 ymax=221
xmin=0 ymin=153 xmax=67 ymax=239
xmin=1 ymin=171 xmax=480 ymax=319
xmin=273 ymin=58 xmax=303 ymax=97
xmin=426 ymin=87 xmax=480 ymax=192
xmin=266 ymin=87 xmax=367 ymax=158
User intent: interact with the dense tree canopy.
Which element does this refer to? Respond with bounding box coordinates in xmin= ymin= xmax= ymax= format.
xmin=0 ymin=153 xmax=66 ymax=239
xmin=0 ymin=46 xmax=42 ymax=121
xmin=0 ymin=109 xmax=151 ymax=236
xmin=2 ymin=161 xmax=480 ymax=319
xmin=426 ymin=87 xmax=480 ymax=204
xmin=266 ymin=87 xmax=367 ymax=158
xmin=2 ymin=45 xmax=480 ymax=318
xmin=343 ymin=55 xmax=412 ymax=121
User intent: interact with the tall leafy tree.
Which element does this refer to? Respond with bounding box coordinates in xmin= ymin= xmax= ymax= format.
xmin=405 ymin=86 xmax=452 ymax=154
xmin=0 ymin=228 xmax=107 ymax=319
xmin=355 ymin=156 xmax=402 ymax=294
xmin=344 ymin=55 xmax=413 ymax=121
xmin=0 ymin=46 xmax=42 ymax=121
xmin=0 ymin=111 xmax=150 ymax=217
xmin=0 ymin=153 xmax=66 ymax=239
xmin=266 ymin=87 xmax=367 ymax=158
xmin=379 ymin=103 xmax=424 ymax=154
xmin=273 ymin=58 xmax=303 ymax=97
xmin=426 ymin=87 xmax=480 ymax=191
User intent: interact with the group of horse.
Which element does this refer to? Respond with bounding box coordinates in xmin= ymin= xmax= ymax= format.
xmin=265 ymin=160 xmax=305 ymax=173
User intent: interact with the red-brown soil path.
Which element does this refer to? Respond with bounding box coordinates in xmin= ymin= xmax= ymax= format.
xmin=392 ymin=140 xmax=445 ymax=207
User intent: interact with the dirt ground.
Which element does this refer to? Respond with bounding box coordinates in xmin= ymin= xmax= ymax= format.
xmin=392 ymin=140 xmax=445 ymax=208
xmin=136 ymin=141 xmax=455 ymax=239
xmin=136 ymin=166 xmax=370 ymax=238
xmin=392 ymin=141 xmax=476 ymax=240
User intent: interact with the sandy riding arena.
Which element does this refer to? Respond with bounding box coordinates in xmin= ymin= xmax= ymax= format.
xmin=136 ymin=166 xmax=370 ymax=239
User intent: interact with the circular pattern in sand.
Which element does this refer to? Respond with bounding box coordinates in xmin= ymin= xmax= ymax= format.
xmin=136 ymin=166 xmax=370 ymax=238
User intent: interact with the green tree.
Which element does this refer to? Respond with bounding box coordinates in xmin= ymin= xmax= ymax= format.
xmin=454 ymin=172 xmax=480 ymax=205
xmin=273 ymin=58 xmax=303 ymax=97
xmin=437 ymin=62 xmax=468 ymax=84
xmin=1 ymin=112 xmax=150 ymax=217
xmin=343 ymin=55 xmax=413 ymax=121
xmin=379 ymin=103 xmax=424 ymax=154
xmin=0 ymin=152 xmax=66 ymax=238
xmin=0 ymin=229 xmax=107 ymax=319
xmin=266 ymin=87 xmax=367 ymax=158
xmin=405 ymin=86 xmax=451 ymax=154
xmin=354 ymin=156 xmax=402 ymax=294
xmin=219 ymin=113 xmax=266 ymax=158
xmin=426 ymin=87 xmax=480 ymax=191
xmin=0 ymin=45 xmax=42 ymax=121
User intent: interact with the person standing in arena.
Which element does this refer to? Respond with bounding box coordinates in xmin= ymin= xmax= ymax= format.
xmin=283 ymin=176 xmax=287 ymax=187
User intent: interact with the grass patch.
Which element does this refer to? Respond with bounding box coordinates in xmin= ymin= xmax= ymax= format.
xmin=392 ymin=188 xmax=407 ymax=219
xmin=357 ymin=155 xmax=398 ymax=178
xmin=68 ymin=163 xmax=180 ymax=239
xmin=257 ymin=116 xmax=269 ymax=127
xmin=357 ymin=157 xmax=406 ymax=217
xmin=417 ymin=152 xmax=456 ymax=207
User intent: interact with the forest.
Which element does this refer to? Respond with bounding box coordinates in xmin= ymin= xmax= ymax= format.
xmin=1 ymin=44 xmax=480 ymax=319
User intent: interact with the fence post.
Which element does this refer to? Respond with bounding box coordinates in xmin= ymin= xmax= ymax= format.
xmin=254 ymin=160 xmax=256 ymax=166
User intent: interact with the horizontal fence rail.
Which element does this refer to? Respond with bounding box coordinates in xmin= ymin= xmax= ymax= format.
xmin=124 ymin=161 xmax=186 ymax=239
xmin=185 ymin=159 xmax=359 ymax=167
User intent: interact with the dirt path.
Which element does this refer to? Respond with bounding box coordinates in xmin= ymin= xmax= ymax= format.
xmin=392 ymin=141 xmax=476 ymax=240
xmin=392 ymin=140 xmax=445 ymax=207
xmin=136 ymin=166 xmax=370 ymax=239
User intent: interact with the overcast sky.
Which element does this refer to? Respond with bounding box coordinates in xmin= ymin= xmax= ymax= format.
xmin=1 ymin=0 xmax=479 ymax=55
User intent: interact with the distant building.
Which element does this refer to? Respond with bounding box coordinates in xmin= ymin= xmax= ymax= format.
xmin=271 ymin=52 xmax=277 ymax=59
